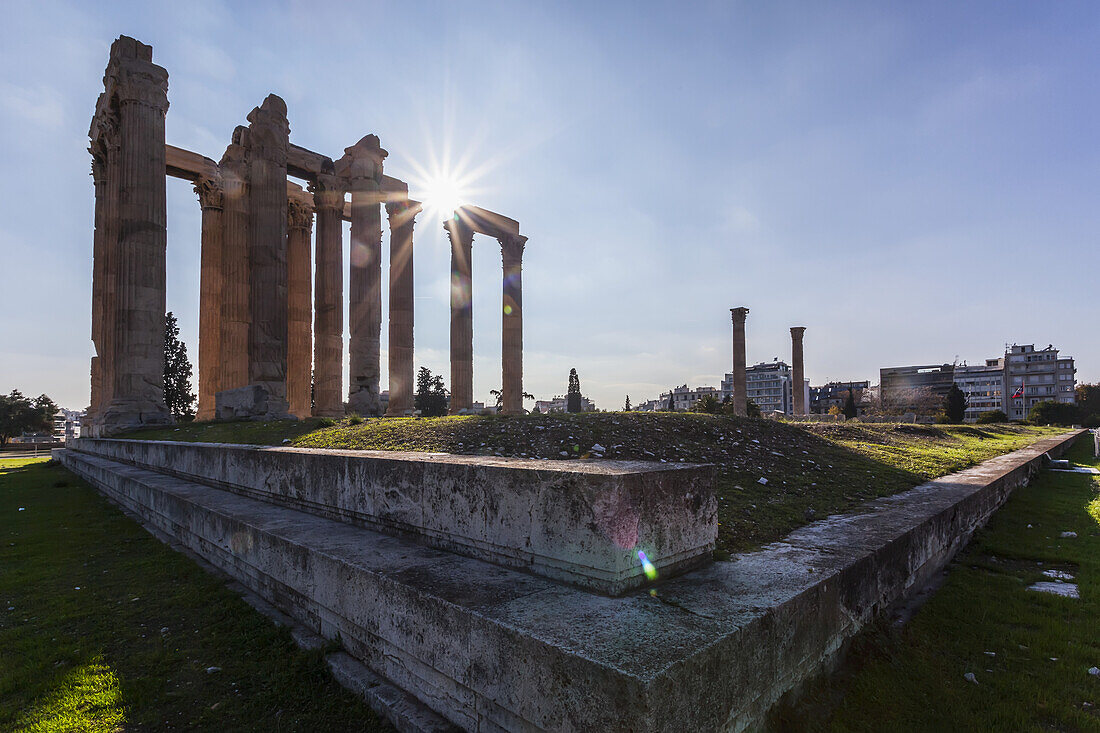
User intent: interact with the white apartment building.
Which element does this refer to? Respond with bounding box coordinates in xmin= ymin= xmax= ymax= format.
xmin=721 ymin=361 xmax=800 ymax=415
xmin=1002 ymin=344 xmax=1076 ymax=420
xmin=655 ymin=385 xmax=720 ymax=411
xmin=954 ymin=359 xmax=1004 ymax=422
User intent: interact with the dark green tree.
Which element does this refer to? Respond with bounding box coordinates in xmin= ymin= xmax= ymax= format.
xmin=746 ymin=399 xmax=761 ymax=418
xmin=665 ymin=391 xmax=675 ymax=411
xmin=624 ymin=395 xmax=631 ymax=412
xmin=414 ymin=367 xmax=449 ymax=417
xmin=1028 ymin=400 xmax=1078 ymax=426
xmin=163 ymin=312 xmax=196 ymax=420
xmin=0 ymin=390 xmax=56 ymax=446
xmin=842 ymin=384 xmax=858 ymax=420
xmin=943 ymin=384 xmax=968 ymax=424
xmin=566 ymin=368 xmax=582 ymax=413
xmin=692 ymin=395 xmax=720 ymax=414
xmin=1076 ymin=383 xmax=1100 ymax=427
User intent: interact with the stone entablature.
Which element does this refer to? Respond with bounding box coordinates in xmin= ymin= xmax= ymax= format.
xmin=66 ymin=438 xmax=716 ymax=595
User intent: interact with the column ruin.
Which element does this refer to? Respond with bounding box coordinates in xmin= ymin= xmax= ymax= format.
xmin=790 ymin=326 xmax=806 ymax=415
xmin=245 ymin=95 xmax=291 ymax=417
xmin=731 ymin=307 xmax=749 ymax=417
xmin=219 ymin=128 xmax=251 ymax=394
xmin=447 ymin=217 xmax=475 ymax=414
xmin=310 ymin=173 xmax=346 ymax=418
xmin=337 ymin=136 xmax=387 ymax=417
xmin=95 ymin=36 xmax=173 ymax=434
xmin=384 ymin=200 xmax=420 ymax=417
xmin=286 ymin=194 xmax=314 ymax=418
xmin=500 ymin=234 xmax=527 ymax=415
xmin=88 ymin=94 xmax=120 ymax=421
xmin=195 ymin=175 xmax=225 ymax=421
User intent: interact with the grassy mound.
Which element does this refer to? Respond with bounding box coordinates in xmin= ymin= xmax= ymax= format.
xmin=125 ymin=414 xmax=1062 ymax=554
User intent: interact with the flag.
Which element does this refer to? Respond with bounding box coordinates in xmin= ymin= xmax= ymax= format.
xmin=1012 ymin=384 xmax=1024 ymax=399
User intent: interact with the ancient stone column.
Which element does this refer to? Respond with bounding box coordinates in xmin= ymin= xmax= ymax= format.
xmin=219 ymin=127 xmax=250 ymax=394
xmin=384 ymin=200 xmax=420 ymax=417
xmin=731 ymin=307 xmax=750 ymax=417
xmin=310 ymin=173 xmax=345 ymax=418
xmin=500 ymin=234 xmax=527 ymax=415
xmin=336 ymin=136 xmax=388 ymax=417
xmin=286 ymin=196 xmax=314 ymax=419
xmin=246 ymin=95 xmax=291 ymax=417
xmin=97 ymin=36 xmax=172 ymax=434
xmin=790 ymin=326 xmax=806 ymax=415
xmin=195 ymin=175 xmax=225 ymax=421
xmin=88 ymin=98 xmax=120 ymax=420
xmin=447 ymin=217 xmax=475 ymax=414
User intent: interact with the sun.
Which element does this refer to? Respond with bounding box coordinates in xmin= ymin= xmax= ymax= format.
xmin=419 ymin=174 xmax=466 ymax=221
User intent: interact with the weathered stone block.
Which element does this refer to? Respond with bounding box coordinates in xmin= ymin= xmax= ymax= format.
xmin=66 ymin=438 xmax=716 ymax=594
xmin=214 ymin=385 xmax=290 ymax=421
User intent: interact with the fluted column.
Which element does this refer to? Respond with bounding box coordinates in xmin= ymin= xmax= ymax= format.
xmin=500 ymin=234 xmax=527 ymax=415
xmin=98 ymin=36 xmax=172 ymax=434
xmin=447 ymin=217 xmax=475 ymax=414
xmin=246 ymin=95 xmax=290 ymax=416
xmin=219 ymin=127 xmax=251 ymax=393
xmin=337 ymin=135 xmax=388 ymax=417
xmin=88 ymin=102 xmax=120 ymax=420
xmin=731 ymin=307 xmax=750 ymax=417
xmin=286 ymin=196 xmax=314 ymax=418
xmin=385 ymin=200 xmax=420 ymax=417
xmin=790 ymin=326 xmax=806 ymax=415
xmin=195 ymin=175 xmax=225 ymax=421
xmin=310 ymin=174 xmax=345 ymax=417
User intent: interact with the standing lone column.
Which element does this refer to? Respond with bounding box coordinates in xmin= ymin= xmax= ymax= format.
xmin=447 ymin=217 xmax=475 ymax=414
xmin=337 ymin=136 xmax=387 ymax=416
xmin=286 ymin=196 xmax=314 ymax=419
xmin=195 ymin=175 xmax=225 ymax=421
xmin=384 ymin=199 xmax=420 ymax=417
xmin=88 ymin=98 xmax=120 ymax=421
xmin=790 ymin=326 xmax=807 ymax=415
xmin=310 ymin=173 xmax=345 ymax=418
xmin=500 ymin=234 xmax=527 ymax=415
xmin=97 ymin=36 xmax=172 ymax=435
xmin=731 ymin=307 xmax=750 ymax=417
xmin=219 ymin=127 xmax=250 ymax=394
xmin=246 ymin=94 xmax=291 ymax=417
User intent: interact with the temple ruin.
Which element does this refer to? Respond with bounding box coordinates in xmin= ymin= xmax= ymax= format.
xmin=86 ymin=36 xmax=527 ymax=435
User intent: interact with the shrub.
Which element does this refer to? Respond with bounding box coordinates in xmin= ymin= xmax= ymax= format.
xmin=976 ymin=410 xmax=1008 ymax=424
xmin=692 ymin=395 xmax=721 ymax=414
xmin=347 ymin=415 xmax=363 ymax=425
xmin=1027 ymin=400 xmax=1078 ymax=426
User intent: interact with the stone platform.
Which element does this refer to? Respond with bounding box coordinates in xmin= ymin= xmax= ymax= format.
xmin=54 ymin=431 xmax=1082 ymax=732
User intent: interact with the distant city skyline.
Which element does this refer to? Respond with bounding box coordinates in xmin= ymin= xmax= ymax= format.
xmin=2 ymin=1 xmax=1097 ymax=411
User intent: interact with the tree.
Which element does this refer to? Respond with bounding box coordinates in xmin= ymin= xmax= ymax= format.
xmin=163 ymin=312 xmax=196 ymax=420
xmin=624 ymin=395 xmax=631 ymax=412
xmin=665 ymin=391 xmax=675 ymax=412
xmin=414 ymin=367 xmax=449 ymax=417
xmin=1028 ymin=400 xmax=1078 ymax=426
xmin=746 ymin=399 xmax=761 ymax=418
xmin=489 ymin=389 xmax=534 ymax=411
xmin=692 ymin=395 xmax=720 ymax=414
xmin=1077 ymin=383 xmax=1100 ymax=427
xmin=566 ymin=369 xmax=582 ymax=413
xmin=976 ymin=409 xmax=1008 ymax=424
xmin=842 ymin=385 xmax=858 ymax=420
xmin=0 ymin=390 xmax=57 ymax=446
xmin=943 ymin=384 xmax=968 ymax=424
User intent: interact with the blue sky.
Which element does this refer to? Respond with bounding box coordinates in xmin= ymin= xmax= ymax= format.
xmin=1 ymin=1 xmax=1097 ymax=411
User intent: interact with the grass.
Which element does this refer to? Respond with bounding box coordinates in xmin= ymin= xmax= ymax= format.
xmin=0 ymin=457 xmax=388 ymax=732
xmin=124 ymin=414 xmax=1064 ymax=554
xmin=774 ymin=434 xmax=1100 ymax=732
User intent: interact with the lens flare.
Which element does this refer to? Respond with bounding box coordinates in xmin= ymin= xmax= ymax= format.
xmin=638 ymin=550 xmax=658 ymax=581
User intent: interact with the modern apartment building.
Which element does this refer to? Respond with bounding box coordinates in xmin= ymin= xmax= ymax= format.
xmin=810 ymin=381 xmax=870 ymax=414
xmin=879 ymin=364 xmax=955 ymax=409
xmin=954 ymin=359 xmax=1004 ymax=422
xmin=721 ymin=361 xmax=803 ymax=415
xmin=652 ymin=385 xmax=721 ymax=412
xmin=1002 ymin=344 xmax=1076 ymax=420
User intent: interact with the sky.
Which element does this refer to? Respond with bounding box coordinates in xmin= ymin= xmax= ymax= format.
xmin=1 ymin=0 xmax=1097 ymax=412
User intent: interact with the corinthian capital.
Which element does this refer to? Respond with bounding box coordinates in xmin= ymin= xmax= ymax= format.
xmin=287 ymin=197 xmax=315 ymax=230
xmin=309 ymin=173 xmax=346 ymax=212
xmin=499 ymin=234 xmax=527 ymax=264
xmin=194 ymin=175 xmax=224 ymax=210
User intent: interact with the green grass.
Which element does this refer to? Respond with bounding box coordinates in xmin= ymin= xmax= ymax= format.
xmin=0 ymin=458 xmax=388 ymax=732
xmin=124 ymin=414 xmax=1064 ymax=554
xmin=774 ymin=434 xmax=1100 ymax=732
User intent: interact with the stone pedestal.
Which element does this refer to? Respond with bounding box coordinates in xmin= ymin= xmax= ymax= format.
xmin=385 ymin=201 xmax=419 ymax=417
xmin=195 ymin=176 xmax=224 ymax=421
xmin=447 ymin=218 xmax=474 ymax=414
xmin=95 ymin=36 xmax=173 ymax=435
xmin=245 ymin=95 xmax=291 ymax=419
xmin=337 ymin=136 xmax=387 ymax=417
xmin=500 ymin=234 xmax=526 ymax=415
xmin=731 ymin=307 xmax=749 ymax=417
xmin=311 ymin=174 xmax=345 ymax=418
xmin=790 ymin=327 xmax=806 ymax=415
xmin=287 ymin=197 xmax=314 ymax=419
xmin=219 ymin=128 xmax=251 ymax=395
